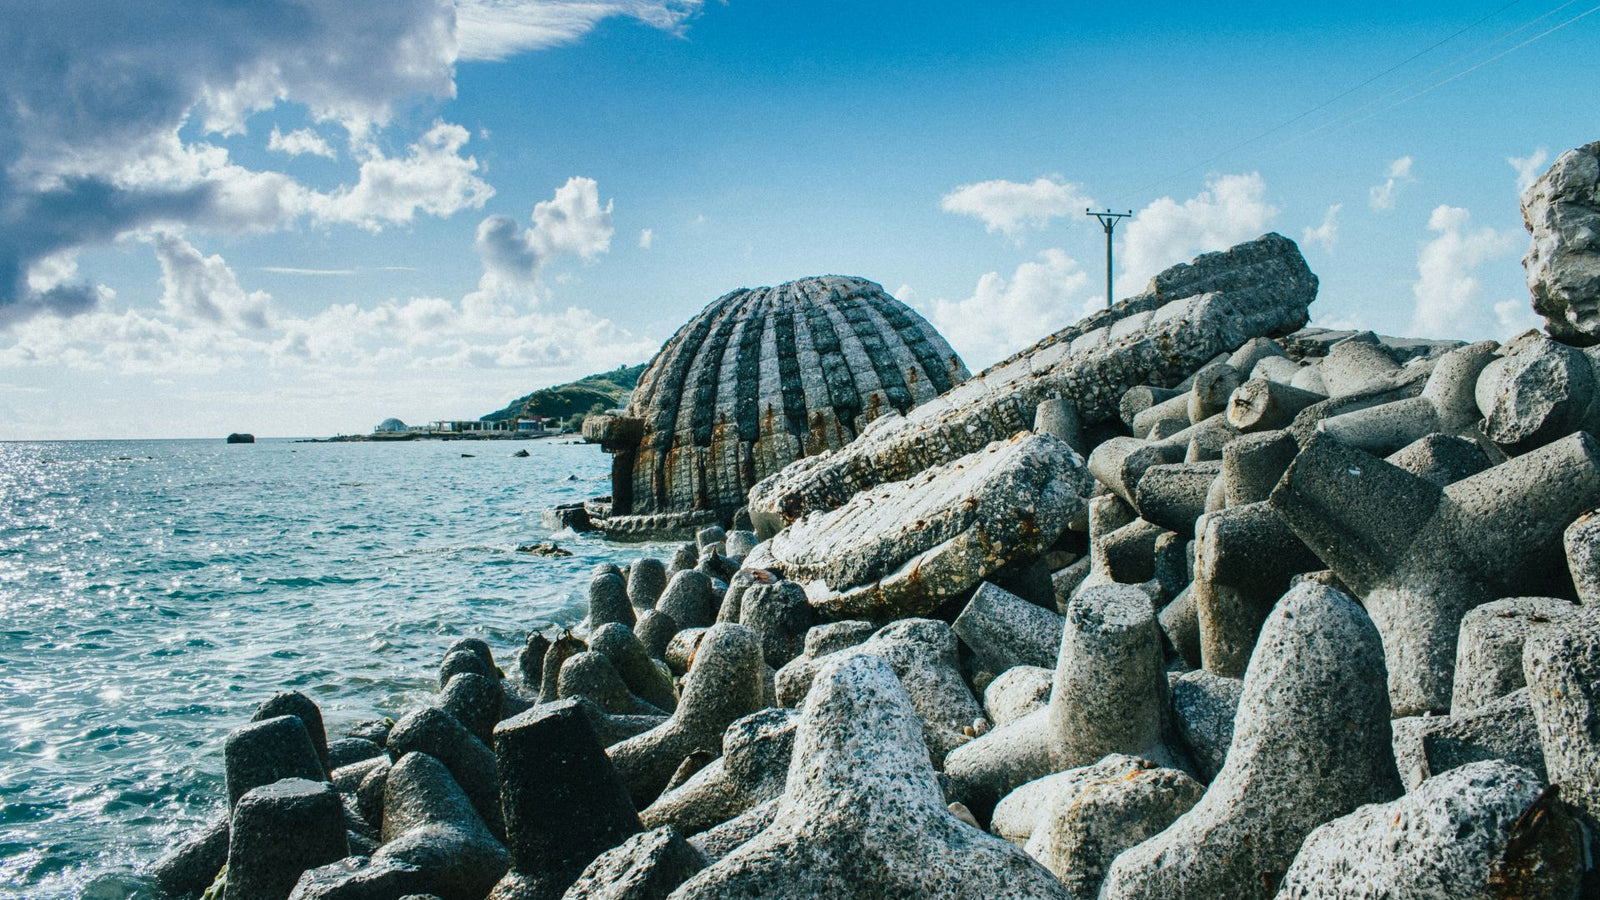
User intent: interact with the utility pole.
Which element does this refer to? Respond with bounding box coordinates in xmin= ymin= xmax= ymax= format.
xmin=1087 ymin=209 xmax=1131 ymax=309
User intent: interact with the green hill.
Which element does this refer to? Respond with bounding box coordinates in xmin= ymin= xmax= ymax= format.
xmin=481 ymin=363 xmax=646 ymax=426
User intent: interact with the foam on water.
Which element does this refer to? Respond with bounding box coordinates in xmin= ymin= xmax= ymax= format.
xmin=0 ymin=438 xmax=671 ymax=898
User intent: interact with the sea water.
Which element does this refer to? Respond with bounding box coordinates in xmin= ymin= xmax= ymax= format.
xmin=0 ymin=438 xmax=668 ymax=899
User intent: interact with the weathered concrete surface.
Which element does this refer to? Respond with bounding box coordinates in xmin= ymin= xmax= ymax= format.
xmin=1524 ymin=604 xmax=1600 ymax=825
xmin=761 ymin=433 xmax=1087 ymax=620
xmin=1277 ymin=761 xmax=1583 ymax=899
xmin=1100 ymin=584 xmax=1401 ymax=900
xmin=1023 ymin=756 xmax=1203 ymax=899
xmin=774 ymin=618 xmax=979 ymax=766
xmin=587 ymin=276 xmax=968 ymax=537
xmin=748 ymin=234 xmax=1318 ymax=536
xmin=1271 ymin=430 xmax=1600 ymax=715
xmin=1523 ymin=141 xmax=1600 ymax=345
xmin=669 ymin=654 xmax=1071 ymax=898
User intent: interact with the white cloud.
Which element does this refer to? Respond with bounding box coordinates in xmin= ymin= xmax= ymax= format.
xmin=1410 ymin=204 xmax=1520 ymax=339
xmin=639 ymin=228 xmax=654 ymax=249
xmin=1302 ymin=204 xmax=1341 ymax=252
xmin=268 ymin=127 xmax=337 ymax=160
xmin=310 ymin=122 xmax=494 ymax=230
xmin=1115 ymin=172 xmax=1278 ymax=297
xmin=929 ymin=249 xmax=1094 ymax=369
xmin=940 ymin=176 xmax=1094 ymax=239
xmin=1509 ymin=148 xmax=1550 ymax=195
xmin=151 ymin=233 xmax=273 ymax=330
xmin=474 ymin=177 xmax=615 ymax=296
xmin=1369 ymin=155 xmax=1416 ymax=210
xmin=0 ymin=0 xmax=466 ymax=322
xmin=456 ymin=0 xmax=704 ymax=62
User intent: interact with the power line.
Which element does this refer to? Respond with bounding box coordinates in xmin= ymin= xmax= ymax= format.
xmin=1113 ymin=0 xmax=1526 ymax=205
xmin=1320 ymin=1 xmax=1600 ymax=138
xmin=1107 ymin=0 xmax=1593 ymax=204
xmin=1282 ymin=0 xmax=1584 ymax=147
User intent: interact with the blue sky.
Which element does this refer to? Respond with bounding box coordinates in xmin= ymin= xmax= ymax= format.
xmin=1 ymin=1 xmax=1594 ymax=438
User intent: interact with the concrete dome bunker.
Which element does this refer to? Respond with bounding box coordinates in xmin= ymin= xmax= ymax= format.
xmin=584 ymin=275 xmax=969 ymax=539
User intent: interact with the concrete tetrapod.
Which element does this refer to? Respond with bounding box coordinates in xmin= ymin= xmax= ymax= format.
xmin=290 ymin=752 xmax=510 ymax=900
xmin=1270 ymin=430 xmax=1600 ymax=715
xmin=774 ymin=618 xmax=980 ymax=767
xmin=561 ymin=826 xmax=707 ymax=899
xmin=668 ymin=654 xmax=1071 ymax=899
xmin=1523 ymin=604 xmax=1600 ymax=827
xmin=224 ymin=715 xmax=327 ymax=808
xmin=386 ymin=707 xmax=504 ymax=839
xmin=227 ymin=778 xmax=348 ymax=900
xmin=943 ymin=583 xmax=1179 ymax=817
xmin=1452 ymin=597 xmax=1577 ymax=714
xmin=1099 ymin=583 xmax=1401 ymax=900
xmin=1023 ymin=755 xmax=1203 ymax=900
xmin=487 ymin=699 xmax=642 ymax=900
xmin=607 ymin=623 xmax=767 ymax=807
xmin=640 ymin=708 xmax=798 ymax=837
xmin=1277 ymin=761 xmax=1583 ymax=899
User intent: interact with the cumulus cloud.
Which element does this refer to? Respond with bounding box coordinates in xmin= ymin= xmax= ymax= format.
xmin=1369 ymin=155 xmax=1416 ymax=210
xmin=456 ymin=0 xmax=704 ymax=61
xmin=940 ymin=176 xmax=1094 ymax=239
xmin=268 ymin=127 xmax=337 ymax=160
xmin=1114 ymin=172 xmax=1278 ymax=297
xmin=639 ymin=228 xmax=654 ymax=249
xmin=474 ymin=177 xmax=615 ymax=295
xmin=310 ymin=123 xmax=494 ymax=230
xmin=0 ymin=0 xmax=473 ymax=324
xmin=151 ymin=233 xmax=273 ymax=330
xmin=1410 ymin=204 xmax=1520 ymax=338
xmin=929 ymin=249 xmax=1094 ymax=368
xmin=1509 ymin=148 xmax=1550 ymax=195
xmin=1302 ymin=204 xmax=1341 ymax=252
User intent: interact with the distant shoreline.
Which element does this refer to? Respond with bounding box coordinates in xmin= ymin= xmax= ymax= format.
xmin=294 ymin=430 xmax=574 ymax=444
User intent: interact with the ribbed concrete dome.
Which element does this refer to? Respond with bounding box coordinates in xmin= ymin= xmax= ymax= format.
xmin=586 ymin=275 xmax=968 ymax=535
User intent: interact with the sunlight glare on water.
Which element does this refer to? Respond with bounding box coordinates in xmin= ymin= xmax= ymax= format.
xmin=0 ymin=438 xmax=670 ymax=898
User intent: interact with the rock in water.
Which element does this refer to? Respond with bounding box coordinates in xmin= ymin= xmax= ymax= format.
xmin=1277 ymin=761 xmax=1583 ymax=899
xmin=759 ymin=432 xmax=1088 ymax=620
xmin=1522 ymin=140 xmax=1600 ymax=345
xmin=583 ymin=276 xmax=967 ymax=539
xmin=1099 ymin=583 xmax=1401 ymax=900
xmin=671 ymin=654 xmax=1071 ymax=898
xmin=748 ymin=234 xmax=1317 ymax=536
